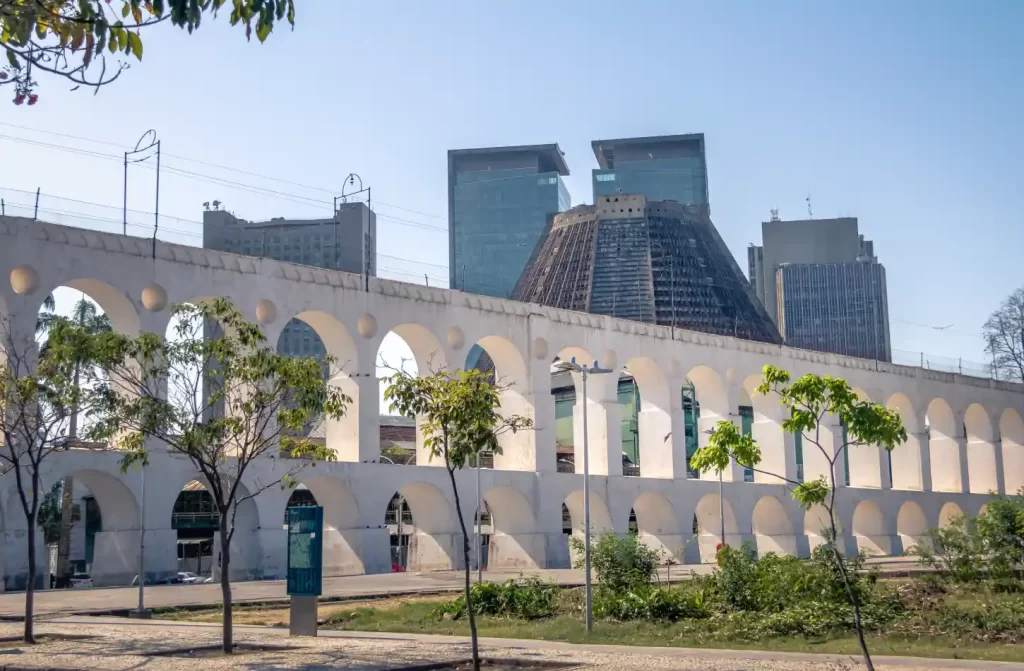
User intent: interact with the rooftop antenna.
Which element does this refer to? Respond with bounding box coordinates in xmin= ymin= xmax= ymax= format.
xmin=769 ymin=208 xmax=780 ymax=222
xmin=806 ymin=193 xmax=813 ymax=219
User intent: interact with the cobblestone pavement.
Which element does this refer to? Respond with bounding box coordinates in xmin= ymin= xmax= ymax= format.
xmin=0 ymin=559 xmax=923 ymax=618
xmin=0 ymin=618 xmax=1015 ymax=671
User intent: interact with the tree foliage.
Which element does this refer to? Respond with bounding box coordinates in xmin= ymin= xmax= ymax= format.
xmin=0 ymin=313 xmax=99 ymax=642
xmin=384 ymin=366 xmax=532 ymax=671
xmin=53 ymin=297 xmax=346 ymax=653
xmin=691 ymin=364 xmax=907 ymax=671
xmin=0 ymin=0 xmax=295 ymax=103
xmin=983 ymin=287 xmax=1024 ymax=383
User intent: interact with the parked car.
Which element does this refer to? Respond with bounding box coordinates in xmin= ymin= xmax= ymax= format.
xmin=177 ymin=572 xmax=202 ymax=585
xmin=70 ymin=573 xmax=93 ymax=589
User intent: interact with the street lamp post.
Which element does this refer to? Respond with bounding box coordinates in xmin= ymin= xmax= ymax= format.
xmin=554 ymin=356 xmax=612 ymax=634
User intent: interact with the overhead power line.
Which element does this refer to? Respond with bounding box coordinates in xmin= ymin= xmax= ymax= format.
xmin=0 ymin=122 xmax=447 ymax=220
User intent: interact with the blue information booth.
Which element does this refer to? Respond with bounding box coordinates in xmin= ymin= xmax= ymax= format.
xmin=286 ymin=506 xmax=323 ymax=635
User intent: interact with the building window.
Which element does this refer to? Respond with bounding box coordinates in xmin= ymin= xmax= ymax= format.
xmin=596 ymin=173 xmax=616 ymax=182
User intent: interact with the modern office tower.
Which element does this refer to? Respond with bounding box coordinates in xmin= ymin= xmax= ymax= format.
xmin=203 ymin=202 xmax=376 ymax=359
xmin=448 ymin=144 xmax=570 ymax=297
xmin=591 ymin=134 xmax=709 ymax=209
xmin=748 ymin=215 xmax=890 ymax=361
xmin=513 ymin=195 xmax=781 ymax=344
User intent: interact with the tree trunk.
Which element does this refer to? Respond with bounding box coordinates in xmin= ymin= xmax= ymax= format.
xmin=446 ymin=467 xmax=479 ymax=671
xmin=56 ymin=477 xmax=74 ymax=587
xmin=24 ymin=518 xmax=36 ymax=644
xmin=220 ymin=533 xmax=233 ymax=654
xmin=831 ymin=543 xmax=874 ymax=671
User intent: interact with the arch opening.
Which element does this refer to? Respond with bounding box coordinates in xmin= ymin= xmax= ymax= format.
xmin=386 ymin=482 xmax=454 ymax=572
xmin=852 ymin=499 xmax=890 ymax=556
xmin=1000 ymin=409 xmax=1024 ymax=494
xmin=170 ymin=477 xmax=262 ymax=582
xmin=481 ymin=486 xmax=539 ymax=569
xmin=939 ymin=502 xmax=965 ymax=528
xmin=562 ymin=489 xmax=614 ymax=565
xmin=886 ymin=393 xmax=923 ymax=490
xmin=685 ymin=366 xmax=728 ymax=481
xmin=467 ymin=336 xmax=535 ymax=471
xmin=896 ymin=501 xmax=929 ymax=553
xmin=693 ymin=493 xmax=738 ymax=562
xmin=624 ymin=357 xmax=673 ymax=478
xmin=631 ymin=492 xmax=681 ymax=559
xmin=752 ymin=495 xmax=797 ymax=557
xmin=285 ymin=475 xmax=363 ymax=576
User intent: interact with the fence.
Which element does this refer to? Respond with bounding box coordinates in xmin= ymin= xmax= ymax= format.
xmin=892 ymin=348 xmax=997 ymax=381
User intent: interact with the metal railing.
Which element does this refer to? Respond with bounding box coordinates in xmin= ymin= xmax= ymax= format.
xmin=892 ymin=349 xmax=997 ymax=380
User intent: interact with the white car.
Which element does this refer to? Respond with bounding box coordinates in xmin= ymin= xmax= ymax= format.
xmin=70 ymin=573 xmax=93 ymax=589
xmin=177 ymin=572 xmax=202 ymax=584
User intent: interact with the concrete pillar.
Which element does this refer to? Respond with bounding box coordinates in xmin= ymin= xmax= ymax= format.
xmin=494 ymin=390 xmax=547 ymax=472
xmin=572 ymin=375 xmax=621 ymax=476
xmin=918 ymin=431 xmax=933 ymax=491
xmin=752 ymin=407 xmax=791 ymax=484
xmin=803 ymin=415 xmax=845 ymax=487
xmin=327 ymin=373 xmax=379 ymax=463
xmin=994 ymin=439 xmax=1007 ymax=495
xmin=638 ymin=378 xmax=686 ymax=478
xmin=956 ymin=433 xmax=972 ymax=494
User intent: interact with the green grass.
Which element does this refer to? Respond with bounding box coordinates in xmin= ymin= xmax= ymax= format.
xmin=157 ymin=592 xmax=1024 ymax=663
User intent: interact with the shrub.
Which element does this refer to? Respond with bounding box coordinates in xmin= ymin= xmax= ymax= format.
xmin=569 ymin=531 xmax=660 ymax=595
xmin=712 ymin=543 xmax=759 ymax=611
xmin=595 ymin=584 xmax=710 ymax=622
xmin=914 ymin=514 xmax=985 ymax=583
xmin=976 ymin=494 xmax=1024 ymax=580
xmin=434 ymin=576 xmax=558 ymax=620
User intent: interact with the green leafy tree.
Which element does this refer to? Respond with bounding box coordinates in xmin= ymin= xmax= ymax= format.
xmin=58 ymin=298 xmax=347 ymax=653
xmin=691 ymin=364 xmax=906 ymax=671
xmin=384 ymin=367 xmax=531 ymax=671
xmin=976 ymin=491 xmax=1024 ymax=574
xmin=1 ymin=0 xmax=295 ymax=104
xmin=0 ymin=313 xmax=98 ymax=643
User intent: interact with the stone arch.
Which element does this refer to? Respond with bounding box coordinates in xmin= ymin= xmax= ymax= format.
xmin=473 ymin=336 xmax=535 ymax=471
xmin=845 ymin=387 xmax=882 ymax=489
xmin=31 ymin=468 xmax=141 ymax=587
xmin=852 ymin=499 xmax=889 ymax=556
xmin=552 ymin=345 xmax=621 ymax=476
xmin=562 ymin=489 xmax=613 ymax=564
xmin=482 ymin=486 xmax=540 ymax=569
xmin=291 ymin=474 xmax=363 ymax=576
xmin=285 ymin=311 xmax=367 ymax=463
xmin=624 ymin=356 xmax=671 ymax=478
xmin=631 ymin=491 xmax=681 ymax=559
xmin=693 ymin=493 xmax=738 ymax=562
xmin=166 ymin=474 xmax=263 ymax=581
xmin=752 ymin=495 xmax=797 ymax=557
xmin=742 ymin=374 xmax=786 ymax=484
xmin=40 ymin=278 xmax=141 ymax=337
xmin=927 ymin=398 xmax=962 ymax=492
xmin=964 ymin=404 xmax=998 ymax=494
xmin=999 ymin=409 xmax=1024 ymax=494
xmin=886 ymin=393 xmax=923 ymax=491
xmin=896 ymin=501 xmax=929 ymax=554
xmin=686 ymin=366 xmax=732 ymax=481
xmin=939 ymin=502 xmax=965 ymax=527
xmin=396 ymin=481 xmax=454 ymax=571
xmin=804 ymin=504 xmax=835 ymax=552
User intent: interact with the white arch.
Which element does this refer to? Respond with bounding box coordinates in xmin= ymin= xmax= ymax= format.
xmin=693 ymin=493 xmax=738 ymax=563
xmin=803 ymin=504 xmax=835 ymax=553
xmin=927 ymin=398 xmax=962 ymax=492
xmin=631 ymin=491 xmax=681 ymax=559
xmin=742 ymin=374 xmax=786 ymax=484
xmin=43 ymin=278 xmax=141 ymax=337
xmin=625 ymin=356 xmax=672 ymax=478
xmin=886 ymin=393 xmax=923 ymax=491
xmin=999 ymin=409 xmax=1024 ymax=494
xmin=397 ymin=481 xmax=454 ymax=571
xmin=939 ymin=501 xmax=965 ymax=528
xmin=965 ymin=404 xmax=998 ymax=494
xmin=482 ymin=486 xmax=540 ymax=569
xmin=292 ymin=474 xmax=363 ymax=576
xmin=896 ymin=501 xmax=929 ymax=553
xmin=475 ymin=336 xmax=534 ymax=471
xmin=752 ymin=495 xmax=797 ymax=557
xmin=852 ymin=499 xmax=889 ymax=556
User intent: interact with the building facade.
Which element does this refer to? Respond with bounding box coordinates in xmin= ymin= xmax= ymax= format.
xmin=592 ymin=134 xmax=709 ymax=209
xmin=448 ymin=144 xmax=570 ymax=298
xmin=748 ymin=216 xmax=890 ymax=361
xmin=203 ymin=203 xmax=376 ymax=360
xmin=2 ymin=216 xmax=1021 ymax=587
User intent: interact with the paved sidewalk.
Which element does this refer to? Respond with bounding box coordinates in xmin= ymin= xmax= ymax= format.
xmin=0 ymin=558 xmax=923 ymax=618
xmin=0 ymin=616 xmax=1016 ymax=671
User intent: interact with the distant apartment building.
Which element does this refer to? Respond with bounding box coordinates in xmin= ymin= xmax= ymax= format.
xmin=448 ymin=144 xmax=570 ymax=297
xmin=203 ymin=202 xmax=376 ymax=359
xmin=748 ymin=215 xmax=890 ymax=361
xmin=591 ymin=134 xmax=709 ymax=209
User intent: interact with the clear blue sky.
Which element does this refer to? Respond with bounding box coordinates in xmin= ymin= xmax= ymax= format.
xmin=2 ymin=1 xmax=1021 ymax=366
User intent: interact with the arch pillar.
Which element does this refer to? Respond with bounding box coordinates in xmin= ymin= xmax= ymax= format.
xmin=954 ymin=414 xmax=972 ymax=494
xmin=640 ymin=374 xmax=687 ymax=479
xmin=751 ymin=402 xmax=791 ymax=485
xmin=572 ymin=373 xmax=621 ymax=476
xmin=916 ymin=430 xmax=933 ymax=492
xmin=802 ymin=414 xmax=846 ymax=488
xmin=993 ymin=437 xmax=1007 ymax=496
xmin=327 ymin=372 xmax=379 ymax=463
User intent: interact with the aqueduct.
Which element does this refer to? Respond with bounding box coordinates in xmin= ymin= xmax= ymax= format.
xmin=0 ymin=216 xmax=1021 ymax=586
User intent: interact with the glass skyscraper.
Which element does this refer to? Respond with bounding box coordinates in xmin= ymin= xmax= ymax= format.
xmin=448 ymin=144 xmax=570 ymax=297
xmin=591 ymin=134 xmax=709 ymax=208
